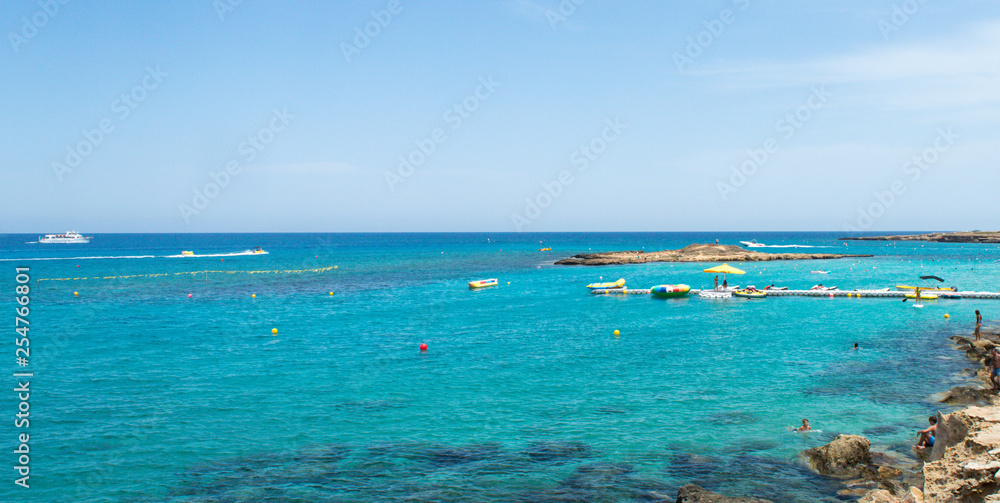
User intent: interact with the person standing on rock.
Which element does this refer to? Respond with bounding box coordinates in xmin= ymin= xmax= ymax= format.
xmin=975 ymin=310 xmax=982 ymax=341
xmin=989 ymin=347 xmax=1000 ymax=393
xmin=914 ymin=416 xmax=937 ymax=450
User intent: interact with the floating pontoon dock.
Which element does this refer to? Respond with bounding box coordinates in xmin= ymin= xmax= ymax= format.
xmin=691 ymin=289 xmax=1000 ymax=299
xmin=590 ymin=288 xmax=1000 ymax=299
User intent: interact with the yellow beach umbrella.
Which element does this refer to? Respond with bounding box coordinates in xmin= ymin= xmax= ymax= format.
xmin=703 ymin=263 xmax=746 ymax=275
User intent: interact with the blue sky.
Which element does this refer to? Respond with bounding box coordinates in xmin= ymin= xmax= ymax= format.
xmin=2 ymin=0 xmax=998 ymax=232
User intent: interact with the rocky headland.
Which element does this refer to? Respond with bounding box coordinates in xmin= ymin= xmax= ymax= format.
xmin=840 ymin=231 xmax=1000 ymax=244
xmin=811 ymin=331 xmax=1000 ymax=503
xmin=554 ymin=243 xmax=872 ymax=266
xmin=669 ymin=331 xmax=1000 ymax=502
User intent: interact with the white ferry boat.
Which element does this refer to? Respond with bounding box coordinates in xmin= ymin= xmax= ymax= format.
xmin=38 ymin=231 xmax=91 ymax=243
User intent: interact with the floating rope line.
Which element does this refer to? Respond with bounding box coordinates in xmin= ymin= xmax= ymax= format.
xmin=37 ymin=266 xmax=335 ymax=282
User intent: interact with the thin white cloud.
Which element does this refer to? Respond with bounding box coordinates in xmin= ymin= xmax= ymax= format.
xmin=693 ymin=20 xmax=1000 ymax=109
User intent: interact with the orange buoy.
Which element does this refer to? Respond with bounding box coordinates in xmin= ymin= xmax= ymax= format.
xmin=419 ymin=343 xmax=428 ymax=352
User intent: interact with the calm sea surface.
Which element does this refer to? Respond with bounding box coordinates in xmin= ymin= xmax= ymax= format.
xmin=2 ymin=232 xmax=998 ymax=502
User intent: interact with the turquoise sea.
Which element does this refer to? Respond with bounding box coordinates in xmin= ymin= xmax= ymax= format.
xmin=2 ymin=232 xmax=998 ymax=502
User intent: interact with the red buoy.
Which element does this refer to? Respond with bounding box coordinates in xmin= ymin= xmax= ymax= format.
xmin=419 ymin=343 xmax=428 ymax=352
xmin=188 ymin=294 xmax=193 ymax=298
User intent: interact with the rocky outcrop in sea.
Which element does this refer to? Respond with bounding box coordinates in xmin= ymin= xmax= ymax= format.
xmin=554 ymin=243 xmax=871 ymax=266
xmin=840 ymin=231 xmax=1000 ymax=243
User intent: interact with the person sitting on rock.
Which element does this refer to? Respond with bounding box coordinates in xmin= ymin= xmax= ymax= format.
xmin=795 ymin=418 xmax=811 ymax=431
xmin=914 ymin=416 xmax=937 ymax=450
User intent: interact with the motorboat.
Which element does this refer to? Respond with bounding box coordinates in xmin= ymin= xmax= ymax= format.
xmin=762 ymin=285 xmax=788 ymax=290
xmin=181 ymin=251 xmax=194 ymax=256
xmin=650 ymin=284 xmax=691 ymax=298
xmin=251 ymin=247 xmax=268 ymax=254
xmin=39 ymin=231 xmax=91 ymax=243
xmin=469 ymin=278 xmax=499 ymax=289
xmin=740 ymin=240 xmax=766 ymax=248
xmin=809 ymin=285 xmax=838 ymax=291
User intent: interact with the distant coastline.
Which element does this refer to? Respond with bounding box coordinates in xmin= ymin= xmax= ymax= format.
xmin=554 ymin=243 xmax=872 ymax=266
xmin=839 ymin=231 xmax=1000 ymax=243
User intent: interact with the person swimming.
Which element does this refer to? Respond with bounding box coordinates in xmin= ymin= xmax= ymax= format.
xmin=795 ymin=418 xmax=811 ymax=431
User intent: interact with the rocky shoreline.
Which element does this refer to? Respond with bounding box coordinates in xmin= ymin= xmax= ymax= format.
xmin=670 ymin=331 xmax=1000 ymax=502
xmin=840 ymin=231 xmax=1000 ymax=244
xmin=554 ymin=243 xmax=872 ymax=266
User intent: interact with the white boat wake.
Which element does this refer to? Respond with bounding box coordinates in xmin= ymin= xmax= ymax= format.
xmin=0 ymin=250 xmax=267 ymax=261
xmin=165 ymin=250 xmax=269 ymax=258
xmin=759 ymin=244 xmax=820 ymax=248
xmin=0 ymin=255 xmax=157 ymax=262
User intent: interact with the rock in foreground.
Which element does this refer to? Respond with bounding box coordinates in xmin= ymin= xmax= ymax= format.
xmin=675 ymin=484 xmax=772 ymax=503
xmin=923 ymin=407 xmax=1000 ymax=502
xmin=802 ymin=434 xmax=874 ymax=479
xmin=554 ymin=244 xmax=871 ymax=266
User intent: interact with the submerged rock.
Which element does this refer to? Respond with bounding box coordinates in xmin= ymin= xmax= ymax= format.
xmin=939 ymin=386 xmax=994 ymax=406
xmin=674 ymin=484 xmax=773 ymax=503
xmin=801 ymin=434 xmax=874 ymax=479
xmin=523 ymin=441 xmax=593 ymax=463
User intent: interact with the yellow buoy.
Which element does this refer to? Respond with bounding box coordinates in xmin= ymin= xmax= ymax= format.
xmin=271 ymin=328 xmax=278 ymax=335
xmin=329 ymin=292 xmax=333 ymax=295
xmin=334 ymin=265 xmax=338 ymax=269
xmin=944 ymin=314 xmax=950 ymax=319
xmin=252 ymin=294 xmax=256 ymax=298
xmin=507 ymin=282 xmax=510 ymax=285
xmin=613 ymin=330 xmax=620 ymax=336
xmin=73 ymin=291 xmax=78 ymax=296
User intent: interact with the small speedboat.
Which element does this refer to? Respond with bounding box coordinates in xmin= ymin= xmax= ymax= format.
xmin=650 ymin=284 xmax=691 ymax=298
xmin=809 ymin=285 xmax=837 ymax=291
xmin=587 ymin=278 xmax=625 ymax=289
xmin=469 ymin=278 xmax=499 ymax=289
xmin=762 ymin=285 xmax=787 ymax=290
xmin=740 ymin=240 xmax=766 ymax=248
xmin=181 ymin=251 xmax=194 ymax=256
xmin=811 ymin=270 xmax=828 ymax=274
xmin=733 ymin=289 xmax=766 ymax=299
xmin=251 ymin=247 xmax=268 ymax=254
